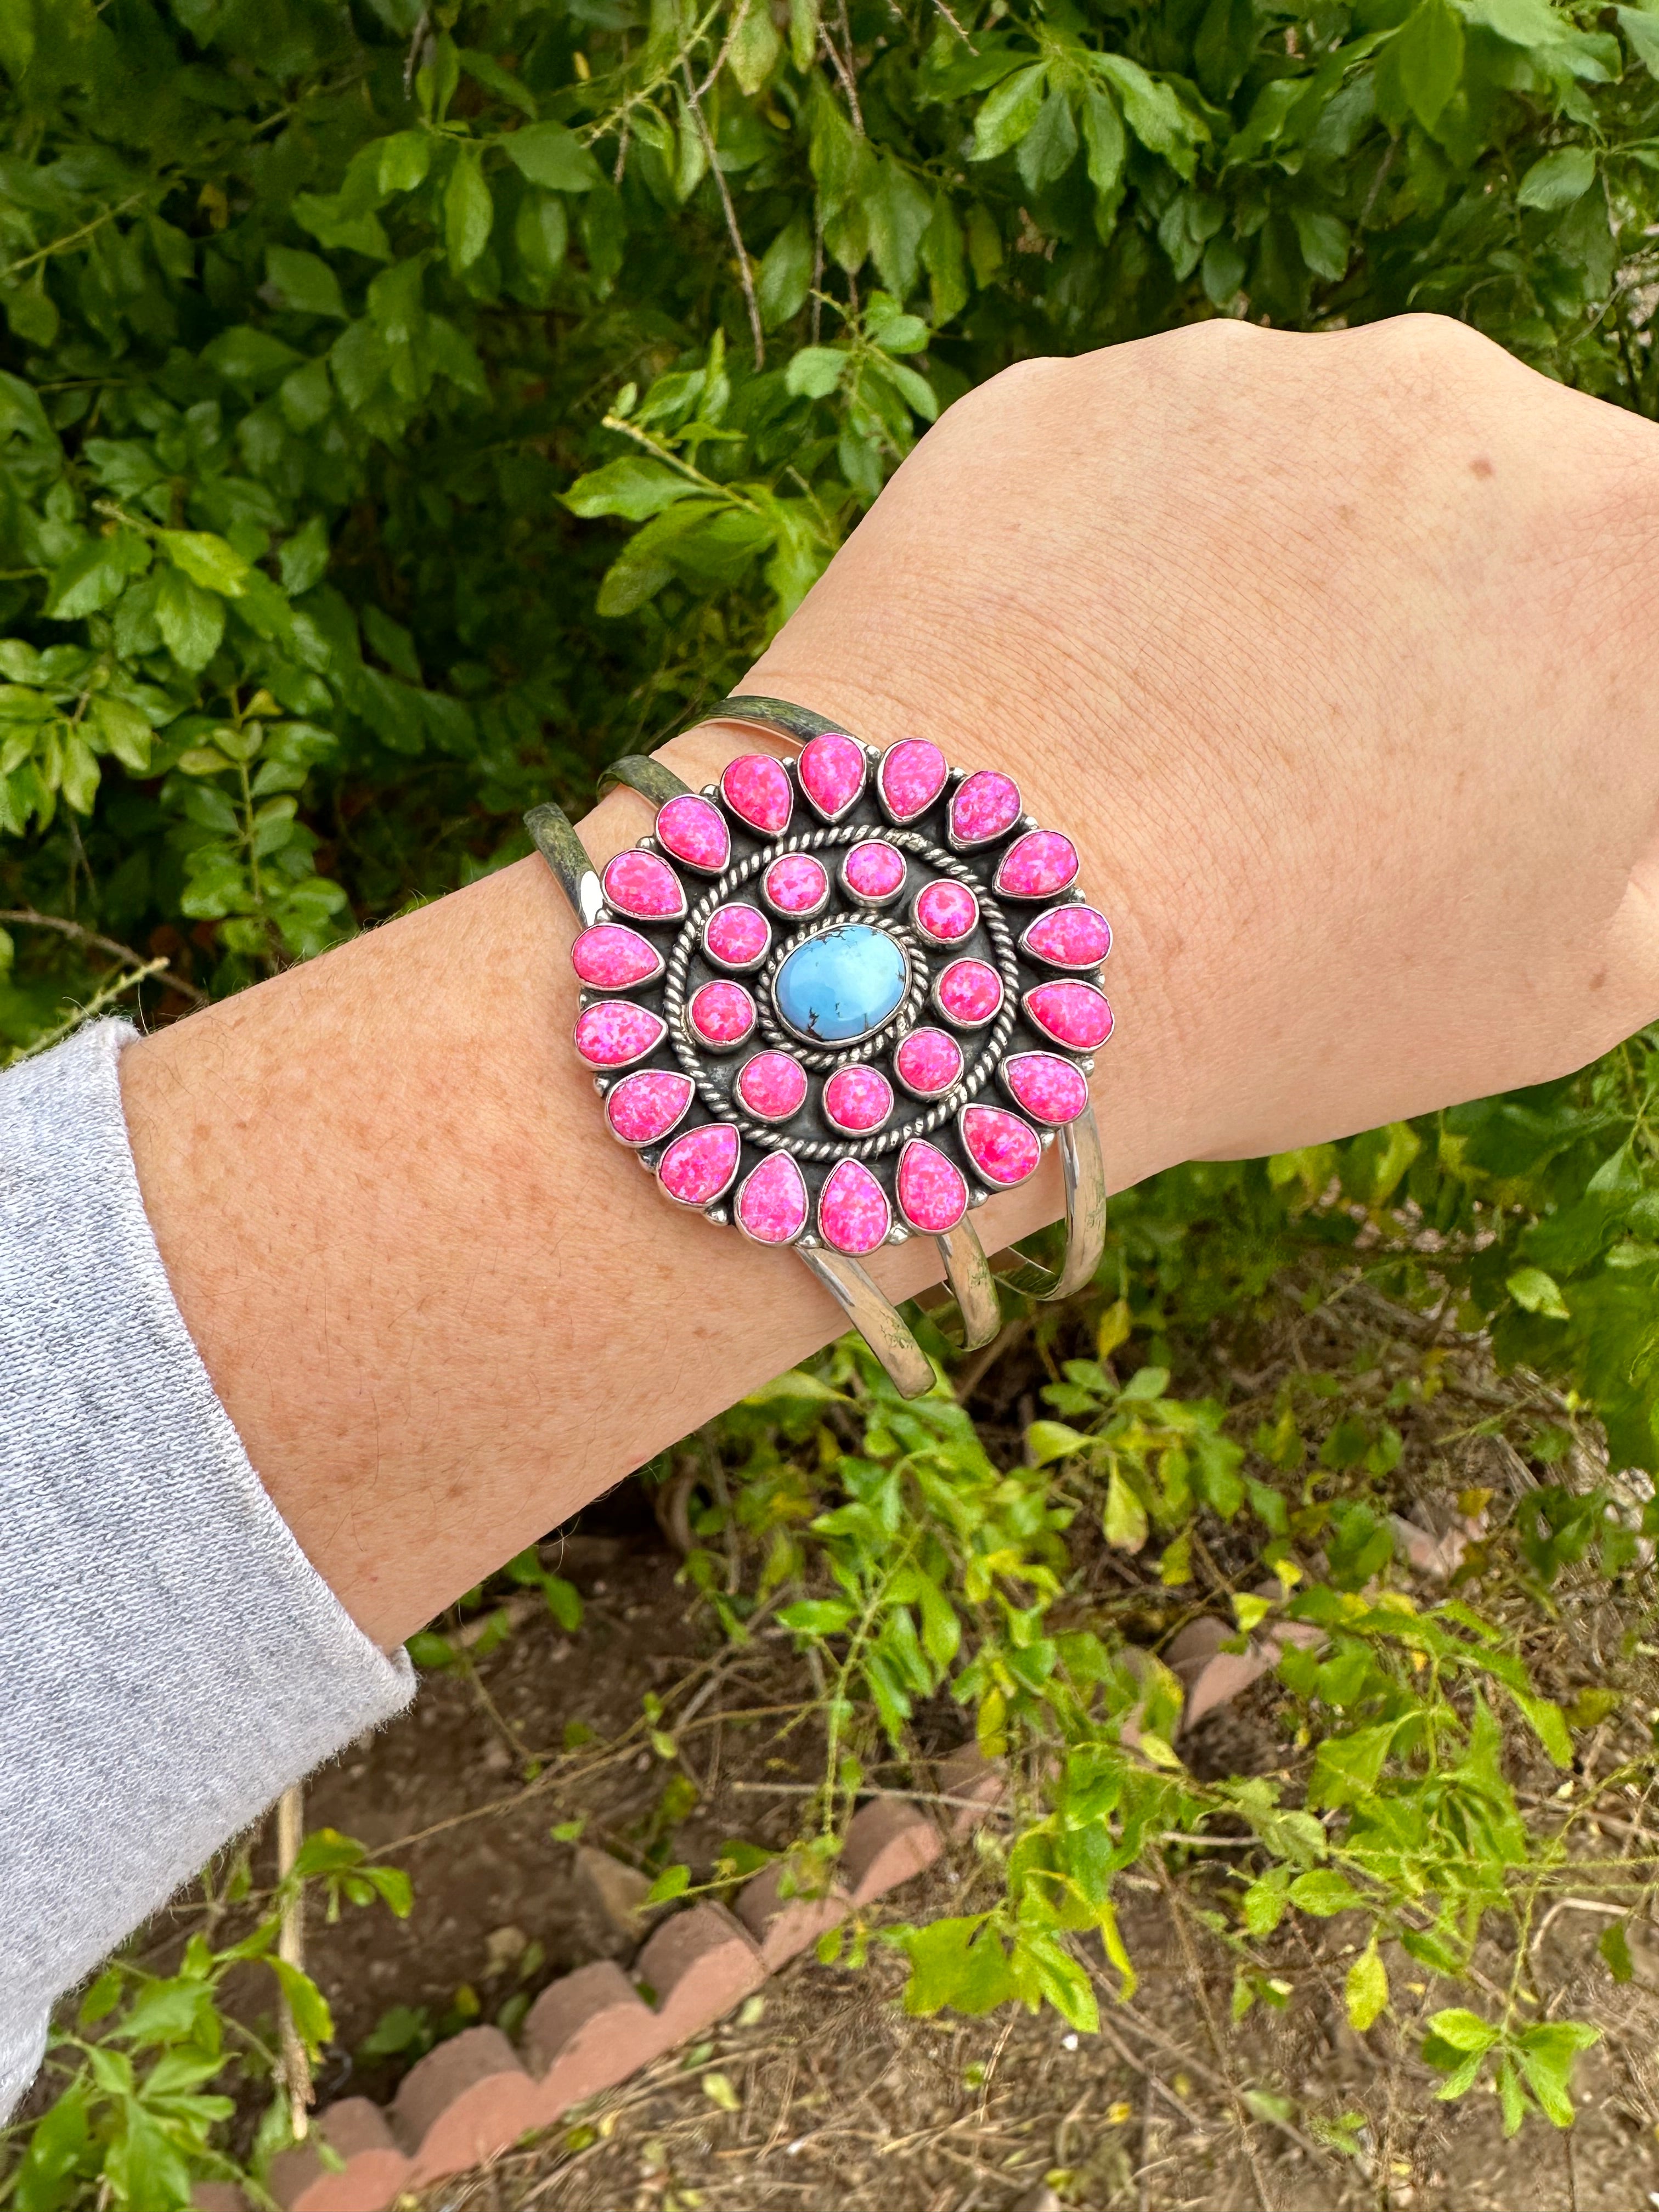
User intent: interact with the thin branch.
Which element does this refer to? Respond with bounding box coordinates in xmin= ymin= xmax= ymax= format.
xmin=5 ymin=953 xmax=173 ymax=1066
xmin=1155 ymin=1860 xmax=1276 ymax=2212
xmin=833 ymin=0 xmax=865 ymax=134
xmin=692 ymin=0 xmax=752 ymax=101
xmin=3 ymin=193 xmax=149 ymax=283
xmin=818 ymin=25 xmax=864 ymax=135
xmin=0 ymin=909 xmax=205 ymax=1003
xmin=679 ymin=57 xmax=764 ymax=371
xmin=275 ymin=1786 xmax=313 ymax=2138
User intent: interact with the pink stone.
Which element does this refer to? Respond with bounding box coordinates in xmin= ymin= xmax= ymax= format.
xmin=1002 ymin=1051 xmax=1089 ymax=1126
xmin=1025 ymin=979 xmax=1113 ymax=1051
xmin=895 ymin=1140 xmax=968 ymax=1234
xmin=703 ymin=902 xmax=771 ymax=970
xmin=797 ymin=732 xmax=867 ymax=821
xmin=654 ymin=793 xmax=730 ymax=874
xmin=822 ymin=1063 xmax=893 ymax=1135
xmin=762 ymin=853 xmax=829 ymax=916
xmin=602 ymin=849 xmax=685 ymax=922
xmin=606 ymin=1069 xmax=695 ymax=1146
xmin=720 ymin=753 xmax=793 ymax=834
xmin=689 ymin=979 xmax=755 ymax=1047
xmin=571 ymin=923 xmax=661 ymax=991
xmin=894 ymin=1026 xmax=963 ymax=1098
xmin=817 ymin=1158 xmax=891 ymax=1255
xmin=735 ymin=1150 xmax=809 ymax=1245
xmin=935 ymin=958 xmax=1003 ymax=1029
xmin=949 ymin=770 xmax=1021 ymax=849
xmin=842 ymin=840 xmax=907 ymax=904
xmin=961 ymin=1104 xmax=1042 ymax=1188
xmin=736 ymin=1050 xmax=808 ymax=1121
xmin=1021 ymin=903 xmax=1112 ymax=969
xmin=574 ymin=1001 xmax=667 ymax=1068
xmin=658 ymin=1121 xmax=741 ymax=1207
xmin=994 ymin=828 xmax=1079 ymax=900
xmin=877 ymin=738 xmax=949 ymax=822
xmin=913 ymin=880 xmax=978 ymax=944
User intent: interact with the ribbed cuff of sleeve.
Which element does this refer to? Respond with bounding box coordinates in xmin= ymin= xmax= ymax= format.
xmin=0 ymin=1020 xmax=414 ymax=2120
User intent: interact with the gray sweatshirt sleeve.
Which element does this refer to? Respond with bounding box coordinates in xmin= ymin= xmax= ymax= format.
xmin=0 ymin=1020 xmax=414 ymax=2118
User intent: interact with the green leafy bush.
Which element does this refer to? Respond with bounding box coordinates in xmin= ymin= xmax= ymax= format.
xmin=5 ymin=0 xmax=1659 ymax=2188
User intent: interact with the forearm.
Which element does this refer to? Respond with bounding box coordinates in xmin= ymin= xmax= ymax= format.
xmin=119 ymin=698 xmax=1178 ymax=1652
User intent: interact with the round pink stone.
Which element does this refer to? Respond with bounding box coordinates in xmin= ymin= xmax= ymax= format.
xmin=605 ymin=1069 xmax=695 ymax=1146
xmin=703 ymin=902 xmax=771 ymax=970
xmin=842 ymin=840 xmax=907 ymax=904
xmin=1021 ymin=904 xmax=1112 ymax=970
xmin=798 ymin=732 xmax=867 ymax=821
xmin=658 ymin=1121 xmax=741 ymax=1206
xmin=995 ymin=828 xmax=1079 ymax=900
xmin=689 ymin=979 xmax=755 ymax=1047
xmin=1025 ymin=979 xmax=1113 ymax=1051
xmin=878 ymin=738 xmax=949 ymax=822
xmin=961 ymin=1104 xmax=1042 ymax=1188
xmin=913 ymin=880 xmax=978 ymax=944
xmin=602 ymin=848 xmax=685 ymax=922
xmin=720 ymin=753 xmax=793 ymax=834
xmin=1002 ymin=1051 xmax=1089 ymax=1126
xmin=935 ymin=958 xmax=1003 ymax=1029
xmin=817 ymin=1157 xmax=891 ymax=1255
xmin=655 ymin=793 xmax=730 ymax=874
xmin=574 ymin=1000 xmax=667 ymax=1068
xmin=822 ymin=1063 xmax=894 ymax=1135
xmin=894 ymin=1026 xmax=963 ymax=1098
xmin=735 ymin=1150 xmax=809 ymax=1245
xmin=949 ymin=770 xmax=1022 ymax=849
xmin=762 ymin=853 xmax=830 ymax=916
xmin=571 ymin=923 xmax=661 ymax=991
xmin=736 ymin=1050 xmax=809 ymax=1121
xmin=896 ymin=1139 xmax=968 ymax=1234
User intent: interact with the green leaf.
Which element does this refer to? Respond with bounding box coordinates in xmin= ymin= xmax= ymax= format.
xmin=972 ymin=64 xmax=1049 ymax=163
xmin=1104 ymin=1468 xmax=1148 ymax=1551
xmin=1093 ymin=54 xmax=1205 ymax=178
xmin=270 ymin=1957 xmax=334 ymax=2052
xmin=563 ymin=457 xmax=701 ymax=521
xmin=88 ymin=693 xmax=153 ymax=772
xmin=1345 ymin=1943 xmax=1389 ymax=2032
xmin=14 ymin=2090 xmax=88 ymax=2212
xmin=646 ymin=1861 xmax=692 ymax=1904
xmin=1517 ymin=146 xmax=1596 ymax=211
xmin=504 ymin=121 xmax=602 ymax=194
xmin=160 ymin=530 xmax=250 ymax=596
xmin=728 ymin=4 xmax=782 ymax=94
xmin=759 ymin=215 xmax=814 ymax=328
xmin=901 ymin=1915 xmax=1018 ymax=2015
xmin=785 ymin=346 xmax=847 ymax=399
xmin=1506 ymin=1265 xmax=1570 ymax=1318
xmin=1288 ymin=1869 xmax=1364 ymax=1916
xmin=279 ymin=516 xmax=331 ymax=596
xmin=1599 ymin=1920 xmax=1634 ymax=1983
xmin=778 ymin=1598 xmax=855 ymax=1634
xmin=1426 ymin=2006 xmax=1500 ymax=2052
xmin=446 ymin=151 xmax=494 ymax=274
xmin=459 ymin=48 xmax=539 ymax=118
xmin=266 ymin=246 xmax=347 ymax=319
xmin=44 ymin=533 xmax=147 ymax=620
xmin=702 ymin=2069 xmax=742 ymax=2112
xmin=1515 ymin=2021 xmax=1598 ymax=2127
xmin=1018 ymin=89 xmax=1079 ymax=193
xmin=377 ymin=131 xmax=433 ymax=193
xmin=156 ymin=569 xmax=224 ymax=673
xmin=1389 ymin=0 xmax=1464 ymax=130
xmin=1080 ymin=84 xmax=1126 ymax=196
xmin=1511 ymin=1688 xmax=1573 ymax=1767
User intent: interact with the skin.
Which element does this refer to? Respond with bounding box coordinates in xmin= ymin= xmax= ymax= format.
xmin=120 ymin=314 xmax=1659 ymax=1650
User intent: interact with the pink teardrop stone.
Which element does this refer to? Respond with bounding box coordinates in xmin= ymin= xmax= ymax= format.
xmin=605 ymin=1069 xmax=695 ymax=1146
xmin=798 ymin=732 xmax=867 ymax=820
xmin=913 ymin=880 xmax=978 ymax=944
xmin=822 ymin=1063 xmax=894 ymax=1135
xmin=658 ymin=1121 xmax=741 ymax=1206
xmin=949 ymin=770 xmax=1022 ymax=848
xmin=763 ymin=853 xmax=829 ymax=916
xmin=817 ymin=1157 xmax=891 ymax=1255
xmin=961 ymin=1105 xmax=1042 ymax=1188
xmin=995 ymin=829 xmax=1079 ymax=900
xmin=602 ymin=849 xmax=685 ymax=922
xmin=736 ymin=1150 xmax=809 ymax=1244
xmin=574 ymin=1001 xmax=667 ymax=1068
xmin=878 ymin=738 xmax=949 ymax=822
xmin=736 ymin=1051 xmax=808 ymax=1121
xmin=1002 ymin=1052 xmax=1089 ymax=1126
xmin=896 ymin=1139 xmax=968 ymax=1233
xmin=1021 ymin=904 xmax=1112 ymax=969
xmin=703 ymin=902 xmax=771 ymax=970
xmin=720 ymin=753 xmax=793 ymax=834
xmin=1025 ymin=980 xmax=1113 ymax=1051
xmin=655 ymin=793 xmax=731 ymax=874
xmin=894 ymin=1026 xmax=963 ymax=1098
xmin=935 ymin=958 xmax=1003 ymax=1028
xmin=571 ymin=923 xmax=660 ymax=990
xmin=689 ymin=979 xmax=755 ymax=1047
xmin=843 ymin=840 xmax=907 ymax=902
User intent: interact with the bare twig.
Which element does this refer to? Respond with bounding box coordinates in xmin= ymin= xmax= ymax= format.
xmin=679 ymin=57 xmax=764 ymax=370
xmin=0 ymin=908 xmax=207 ymax=1004
xmin=1155 ymin=1862 xmax=1276 ymax=2212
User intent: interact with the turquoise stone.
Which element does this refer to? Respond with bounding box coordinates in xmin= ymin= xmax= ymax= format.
xmin=774 ymin=923 xmax=909 ymax=1046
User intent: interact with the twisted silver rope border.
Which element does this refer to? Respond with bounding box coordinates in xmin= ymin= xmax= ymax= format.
xmin=658 ymin=823 xmax=1022 ymax=1164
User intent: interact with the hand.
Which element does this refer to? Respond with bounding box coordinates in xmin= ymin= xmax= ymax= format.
xmin=750 ymin=312 xmax=1659 ymax=1164
xmin=119 ymin=314 xmax=1659 ymax=1644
